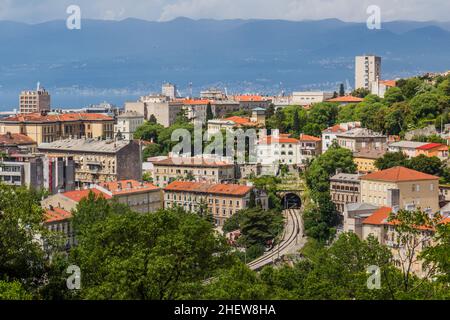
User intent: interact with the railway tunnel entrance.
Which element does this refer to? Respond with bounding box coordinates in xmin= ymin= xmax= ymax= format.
xmin=282 ymin=193 xmax=302 ymax=209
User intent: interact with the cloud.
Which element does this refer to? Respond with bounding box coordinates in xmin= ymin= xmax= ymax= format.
xmin=0 ymin=0 xmax=449 ymax=23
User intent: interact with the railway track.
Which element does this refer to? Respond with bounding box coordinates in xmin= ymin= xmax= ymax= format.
xmin=247 ymin=208 xmax=302 ymax=270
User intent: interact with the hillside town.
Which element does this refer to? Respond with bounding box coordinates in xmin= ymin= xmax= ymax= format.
xmin=2 ymin=54 xmax=450 ymax=301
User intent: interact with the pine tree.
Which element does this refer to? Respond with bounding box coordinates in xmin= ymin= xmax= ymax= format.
xmin=206 ymin=102 xmax=214 ymax=120
xmin=293 ymin=110 xmax=300 ymax=134
xmin=339 ymin=83 xmax=345 ymax=97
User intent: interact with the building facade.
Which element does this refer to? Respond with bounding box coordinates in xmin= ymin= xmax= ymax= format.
xmin=163 ymin=181 xmax=268 ymax=226
xmin=336 ymin=128 xmax=387 ymax=152
xmin=330 ymin=173 xmax=361 ymax=213
xmin=355 ymin=55 xmax=382 ymax=90
xmin=0 ymin=113 xmax=114 ymax=144
xmin=150 ymin=157 xmax=235 ymax=188
xmin=360 ymin=166 xmax=440 ymax=213
xmin=38 ymin=139 xmax=142 ymax=186
xmin=114 ymin=111 xmax=144 ymax=140
xmin=19 ymin=84 xmax=51 ymax=114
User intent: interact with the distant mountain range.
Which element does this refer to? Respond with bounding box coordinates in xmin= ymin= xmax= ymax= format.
xmin=1 ymin=17 xmax=450 ymax=109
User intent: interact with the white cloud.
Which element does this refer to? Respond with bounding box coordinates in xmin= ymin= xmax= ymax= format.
xmin=0 ymin=0 xmax=449 ymax=23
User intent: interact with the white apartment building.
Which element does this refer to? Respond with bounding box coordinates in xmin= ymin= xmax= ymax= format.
xmin=257 ymin=133 xmax=321 ymax=167
xmin=387 ymin=141 xmax=428 ymax=158
xmin=321 ymin=122 xmax=361 ymax=153
xmin=162 ymin=83 xmax=177 ymax=100
xmin=114 ymin=111 xmax=144 ymax=140
xmin=355 ymin=55 xmax=381 ymax=90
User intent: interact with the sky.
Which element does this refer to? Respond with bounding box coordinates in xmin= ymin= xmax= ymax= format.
xmin=0 ymin=0 xmax=449 ymax=23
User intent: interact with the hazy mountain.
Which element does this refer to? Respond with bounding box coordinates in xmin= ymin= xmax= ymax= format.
xmin=0 ymin=17 xmax=450 ymax=109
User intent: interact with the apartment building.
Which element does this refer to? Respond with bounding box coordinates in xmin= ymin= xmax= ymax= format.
xmin=291 ymin=92 xmax=334 ymax=106
xmin=37 ymin=139 xmax=141 ymax=186
xmin=342 ymin=202 xmax=379 ymax=238
xmin=19 ymin=84 xmax=51 ymax=114
xmin=207 ymin=109 xmax=266 ymax=137
xmin=45 ymin=207 xmax=75 ymax=249
xmin=360 ymin=166 xmax=440 ymax=213
xmin=232 ymin=95 xmax=272 ymax=111
xmin=330 ymin=173 xmax=361 ymax=213
xmin=162 ymin=83 xmax=177 ymax=100
xmin=371 ymin=80 xmax=397 ymax=98
xmin=42 ymin=180 xmax=162 ymax=214
xmin=353 ymin=148 xmax=386 ymax=174
xmin=125 ymin=95 xmax=183 ymax=127
xmin=114 ymin=111 xmax=144 ymax=140
xmin=0 ymin=113 xmax=114 ymax=144
xmin=257 ymin=133 xmax=321 ymax=168
xmin=416 ymin=143 xmax=449 ymax=161
xmin=163 ymin=181 xmax=268 ymax=226
xmin=0 ymin=132 xmax=36 ymax=153
xmin=336 ymin=128 xmax=387 ymax=152
xmin=387 ymin=141 xmax=429 ymax=158
xmin=355 ymin=55 xmax=382 ymax=90
xmin=150 ymin=157 xmax=235 ymax=188
xmin=321 ymin=122 xmax=361 ymax=153
xmin=0 ymin=153 xmax=75 ymax=194
xmin=361 ymin=206 xmax=449 ymax=277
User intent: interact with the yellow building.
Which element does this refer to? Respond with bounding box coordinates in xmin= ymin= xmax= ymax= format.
xmin=360 ymin=166 xmax=440 ymax=213
xmin=0 ymin=113 xmax=114 ymax=144
xmin=353 ymin=148 xmax=386 ymax=174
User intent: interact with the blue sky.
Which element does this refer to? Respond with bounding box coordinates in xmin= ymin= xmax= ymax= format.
xmin=0 ymin=0 xmax=449 ymax=23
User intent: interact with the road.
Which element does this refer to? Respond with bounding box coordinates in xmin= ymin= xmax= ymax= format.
xmin=247 ymin=208 xmax=304 ymax=271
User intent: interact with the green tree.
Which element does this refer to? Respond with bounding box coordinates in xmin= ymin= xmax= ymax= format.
xmin=384 ymin=87 xmax=405 ymax=104
xmin=293 ymin=110 xmax=300 ymax=134
xmin=71 ymin=199 xmax=234 ymax=299
xmin=351 ymin=88 xmax=370 ymax=98
xmin=406 ymin=155 xmax=443 ymax=176
xmin=339 ymin=83 xmax=345 ymax=97
xmin=0 ymin=281 xmax=33 ymax=300
xmin=374 ymin=152 xmax=408 ymax=170
xmin=206 ymin=102 xmax=214 ymax=121
xmin=148 ymin=114 xmax=158 ymax=124
xmin=143 ymin=143 xmax=162 ymax=159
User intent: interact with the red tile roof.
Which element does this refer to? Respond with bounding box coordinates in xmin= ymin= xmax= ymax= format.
xmin=362 ymin=206 xmax=448 ymax=230
xmin=98 ymin=180 xmax=160 ymax=196
xmin=361 ymin=166 xmax=439 ymax=182
xmin=327 ymin=96 xmax=364 ymax=103
xmin=416 ymin=143 xmax=447 ymax=150
xmin=45 ymin=207 xmax=72 ymax=223
xmin=0 ymin=133 xmax=36 ymax=146
xmin=299 ymin=134 xmax=321 ymax=142
xmin=323 ymin=124 xmax=347 ymax=133
xmin=259 ymin=136 xmax=300 ymax=144
xmin=164 ymin=181 xmax=252 ymax=196
xmin=181 ymin=99 xmax=210 ymax=105
xmin=234 ymin=95 xmax=265 ymax=102
xmin=1 ymin=113 xmax=113 ymax=123
xmin=362 ymin=207 xmax=392 ymax=225
xmin=380 ymin=80 xmax=397 ymax=87
xmin=62 ymin=188 xmax=112 ymax=202
xmin=225 ymin=116 xmax=253 ymax=125
xmin=152 ymin=157 xmax=233 ymax=168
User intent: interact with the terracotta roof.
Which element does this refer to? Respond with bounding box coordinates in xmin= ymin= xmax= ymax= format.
xmin=234 ymin=95 xmax=265 ymax=102
xmin=164 ymin=181 xmax=252 ymax=196
xmin=224 ymin=116 xmax=253 ymax=126
xmin=323 ymin=124 xmax=347 ymax=133
xmin=62 ymin=188 xmax=112 ymax=202
xmin=152 ymin=157 xmax=233 ymax=168
xmin=259 ymin=136 xmax=300 ymax=144
xmin=327 ymin=96 xmax=364 ymax=103
xmin=362 ymin=207 xmax=392 ymax=225
xmin=45 ymin=207 xmax=72 ymax=223
xmin=380 ymin=80 xmax=397 ymax=87
xmin=1 ymin=112 xmax=113 ymax=123
xmin=361 ymin=166 xmax=439 ymax=182
xmin=362 ymin=206 xmax=448 ymax=230
xmin=182 ymin=99 xmax=210 ymax=105
xmin=298 ymin=134 xmax=321 ymax=142
xmin=0 ymin=133 xmax=36 ymax=146
xmin=416 ymin=143 xmax=447 ymax=150
xmin=98 ymin=180 xmax=160 ymax=195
